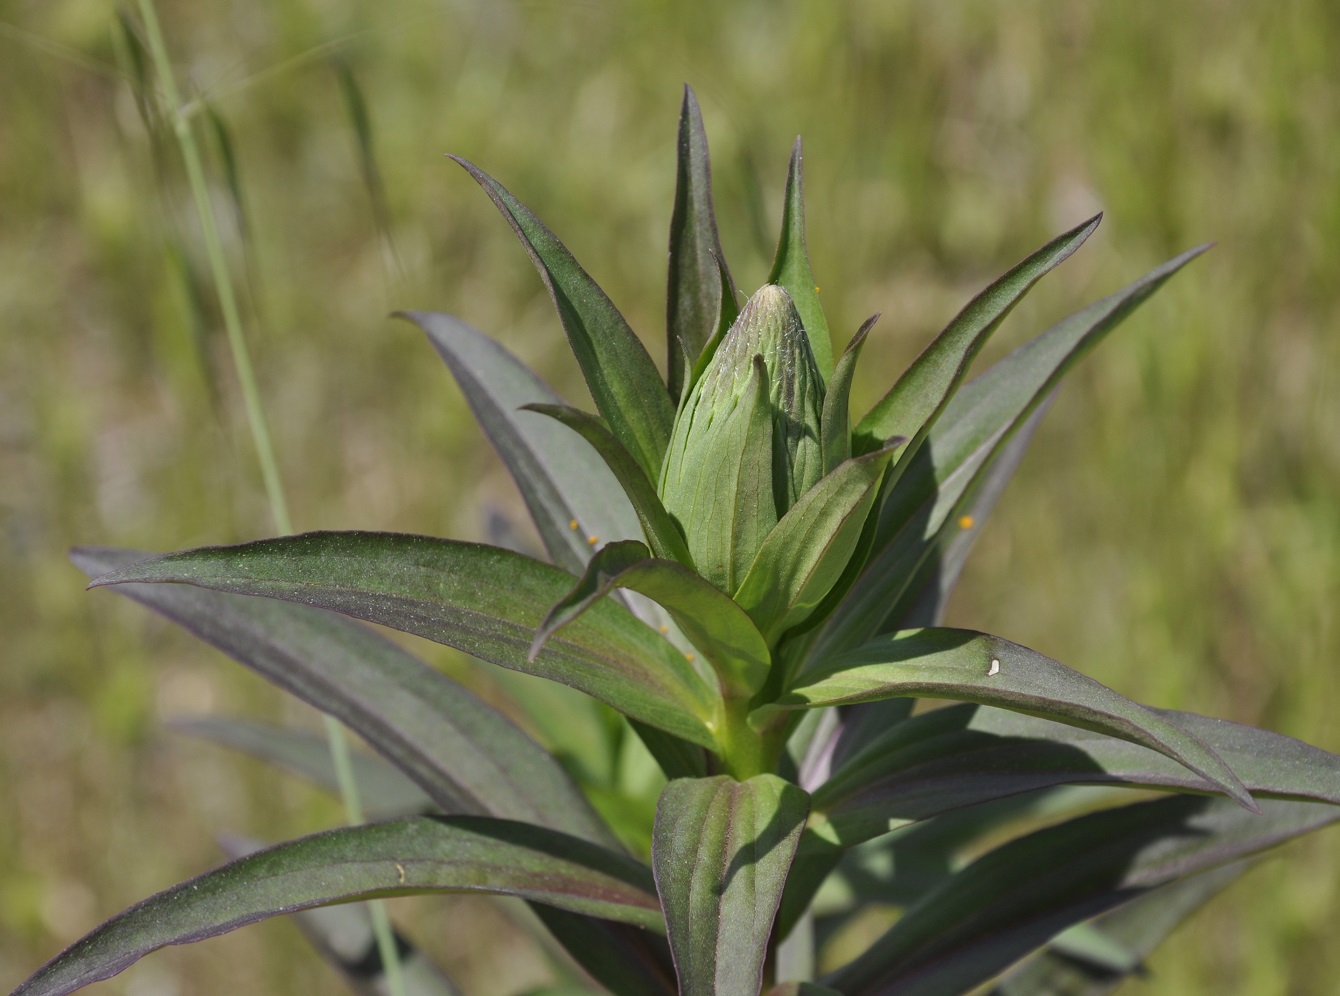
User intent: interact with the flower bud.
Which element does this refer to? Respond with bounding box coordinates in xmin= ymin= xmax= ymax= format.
xmin=658 ymin=284 xmax=824 ymax=592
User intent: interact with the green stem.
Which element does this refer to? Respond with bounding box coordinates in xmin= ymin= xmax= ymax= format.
xmin=134 ymin=6 xmax=407 ymax=995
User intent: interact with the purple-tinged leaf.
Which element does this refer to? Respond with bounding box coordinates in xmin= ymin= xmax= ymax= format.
xmin=532 ymin=540 xmax=771 ymax=701
xmin=13 ymin=817 xmax=664 ymax=996
xmin=823 ymin=796 xmax=1340 ymax=996
xmin=764 ymin=628 xmax=1255 ymax=812
xmin=767 ymin=139 xmax=833 ymax=381
xmin=811 ymin=702 xmax=1340 ymax=847
xmin=405 ymin=311 xmax=643 ymax=577
xmin=522 ymin=403 xmax=693 ymax=566
xmin=74 ymin=546 xmax=614 ymax=845
xmin=451 ymin=156 xmax=673 ymax=479
xmin=86 ymin=533 xmax=720 ymax=749
xmin=652 ymin=776 xmax=809 ymax=996
xmin=813 ymin=244 xmax=1211 ymax=663
xmin=667 ymin=84 xmax=735 ymax=403
xmin=533 ymin=907 xmax=678 ymax=996
xmin=854 ymin=214 xmax=1100 ymax=460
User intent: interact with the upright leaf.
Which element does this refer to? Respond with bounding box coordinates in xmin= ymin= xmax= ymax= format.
xmin=14 ymin=817 xmax=664 ymax=996
xmin=667 ymin=84 xmax=735 ymax=402
xmin=767 ymin=139 xmax=833 ymax=380
xmin=74 ymin=547 xmax=614 ymax=844
xmin=764 ymin=628 xmax=1255 ymax=812
xmin=853 ymin=214 xmax=1100 ymax=458
xmin=652 ymin=775 xmax=809 ymax=996
xmin=88 ymin=534 xmax=720 ymax=748
xmin=451 ymin=157 xmax=673 ymax=478
xmin=823 ymin=796 xmax=1340 ymax=996
xmin=812 ymin=244 xmax=1211 ymax=661
xmin=820 ymin=315 xmax=878 ymax=474
xmin=406 ymin=312 xmax=643 ymax=576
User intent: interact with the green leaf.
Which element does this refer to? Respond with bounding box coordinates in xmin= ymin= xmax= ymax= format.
xmin=812 ymin=244 xmax=1211 ymax=661
xmin=172 ymin=716 xmax=433 ymax=819
xmin=811 ymin=701 xmax=1340 ymax=847
xmin=684 ymin=251 xmax=742 ymax=397
xmin=820 ymin=314 xmax=878 ymax=474
xmin=667 ymin=84 xmax=735 ymax=403
xmin=766 ymin=138 xmax=833 ymax=381
xmin=450 ymin=156 xmax=674 ymax=478
xmin=521 ymin=403 xmax=693 ymax=566
xmin=652 ymin=775 xmax=809 ymax=996
xmin=405 ymin=311 xmax=643 ymax=577
xmin=87 ymin=533 xmax=720 ymax=749
xmin=74 ymin=547 xmax=614 ymax=844
xmin=765 ymin=985 xmax=844 ymax=996
xmin=764 ymin=628 xmax=1256 ymax=812
xmin=733 ymin=443 xmax=901 ymax=644
xmin=990 ymin=861 xmax=1250 ymax=996
xmin=13 ymin=816 xmax=664 ymax=996
xmin=853 ymin=214 xmax=1101 ymax=458
xmin=532 ymin=540 xmax=772 ymax=700
xmin=532 ymin=908 xmax=678 ymax=996
xmin=822 ymin=795 xmax=1340 ymax=996
xmin=220 ymin=836 xmax=462 ymax=996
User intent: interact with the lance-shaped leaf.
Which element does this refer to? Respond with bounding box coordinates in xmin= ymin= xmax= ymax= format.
xmin=531 ymin=540 xmax=772 ymax=700
xmin=853 ymin=214 xmax=1100 ymax=459
xmin=810 ymin=702 xmax=1340 ymax=847
xmin=733 ymin=443 xmax=901 ymax=644
xmin=684 ymin=251 xmax=742 ymax=396
xmin=760 ymin=628 xmax=1255 ymax=811
xmin=667 ymin=84 xmax=735 ymax=403
xmin=822 ymin=795 xmax=1340 ymax=996
xmin=405 ymin=311 xmax=643 ymax=576
xmin=220 ymin=835 xmax=462 ymax=996
xmin=74 ymin=547 xmax=614 ymax=844
xmin=767 ymin=138 xmax=833 ymax=381
xmin=533 ymin=907 xmax=678 ymax=996
xmin=652 ymin=775 xmax=809 ymax=996
xmin=820 ymin=315 xmax=878 ymax=474
xmin=990 ymin=861 xmax=1250 ymax=996
xmin=522 ymin=403 xmax=693 ymax=566
xmin=87 ymin=533 xmax=720 ymax=748
xmin=811 ymin=244 xmax=1211 ymax=662
xmin=450 ymin=156 xmax=673 ymax=478
xmin=172 ymin=716 xmax=434 ymax=819
xmin=14 ymin=816 xmax=665 ymax=996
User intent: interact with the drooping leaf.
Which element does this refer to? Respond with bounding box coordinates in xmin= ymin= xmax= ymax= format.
xmin=86 ymin=533 xmax=720 ymax=749
xmin=171 ymin=716 xmax=433 ymax=820
xmin=763 ymin=628 xmax=1255 ymax=812
xmin=450 ymin=156 xmax=673 ymax=478
xmin=652 ymin=775 xmax=810 ymax=996
xmin=767 ymin=138 xmax=833 ymax=381
xmin=532 ymin=540 xmax=772 ymax=700
xmin=521 ymin=403 xmax=693 ymax=566
xmin=220 ymin=836 xmax=461 ymax=996
xmin=820 ymin=315 xmax=878 ymax=474
xmin=989 ymin=861 xmax=1250 ymax=996
xmin=733 ymin=443 xmax=902 ymax=644
xmin=810 ymin=701 xmax=1340 ymax=847
xmin=667 ymin=84 xmax=735 ymax=403
xmin=823 ymin=795 xmax=1340 ymax=996
xmin=854 ymin=214 xmax=1100 ymax=458
xmin=406 ymin=311 xmax=643 ymax=576
xmin=14 ymin=817 xmax=664 ymax=996
xmin=74 ymin=547 xmax=614 ymax=844
xmin=813 ymin=245 xmax=1211 ymax=662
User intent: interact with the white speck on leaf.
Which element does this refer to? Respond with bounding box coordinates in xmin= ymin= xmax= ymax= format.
xmin=988 ymin=658 xmax=1000 ymax=676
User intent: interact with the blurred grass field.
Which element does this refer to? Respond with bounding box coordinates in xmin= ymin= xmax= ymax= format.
xmin=2 ymin=0 xmax=1338 ymax=992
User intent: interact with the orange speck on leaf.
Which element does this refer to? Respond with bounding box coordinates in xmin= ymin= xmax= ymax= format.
xmin=958 ymin=515 xmax=975 ymax=530
xmin=587 ymin=535 xmax=599 ymax=546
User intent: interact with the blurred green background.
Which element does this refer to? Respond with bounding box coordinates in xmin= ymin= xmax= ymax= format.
xmin=2 ymin=0 xmax=1337 ymax=992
